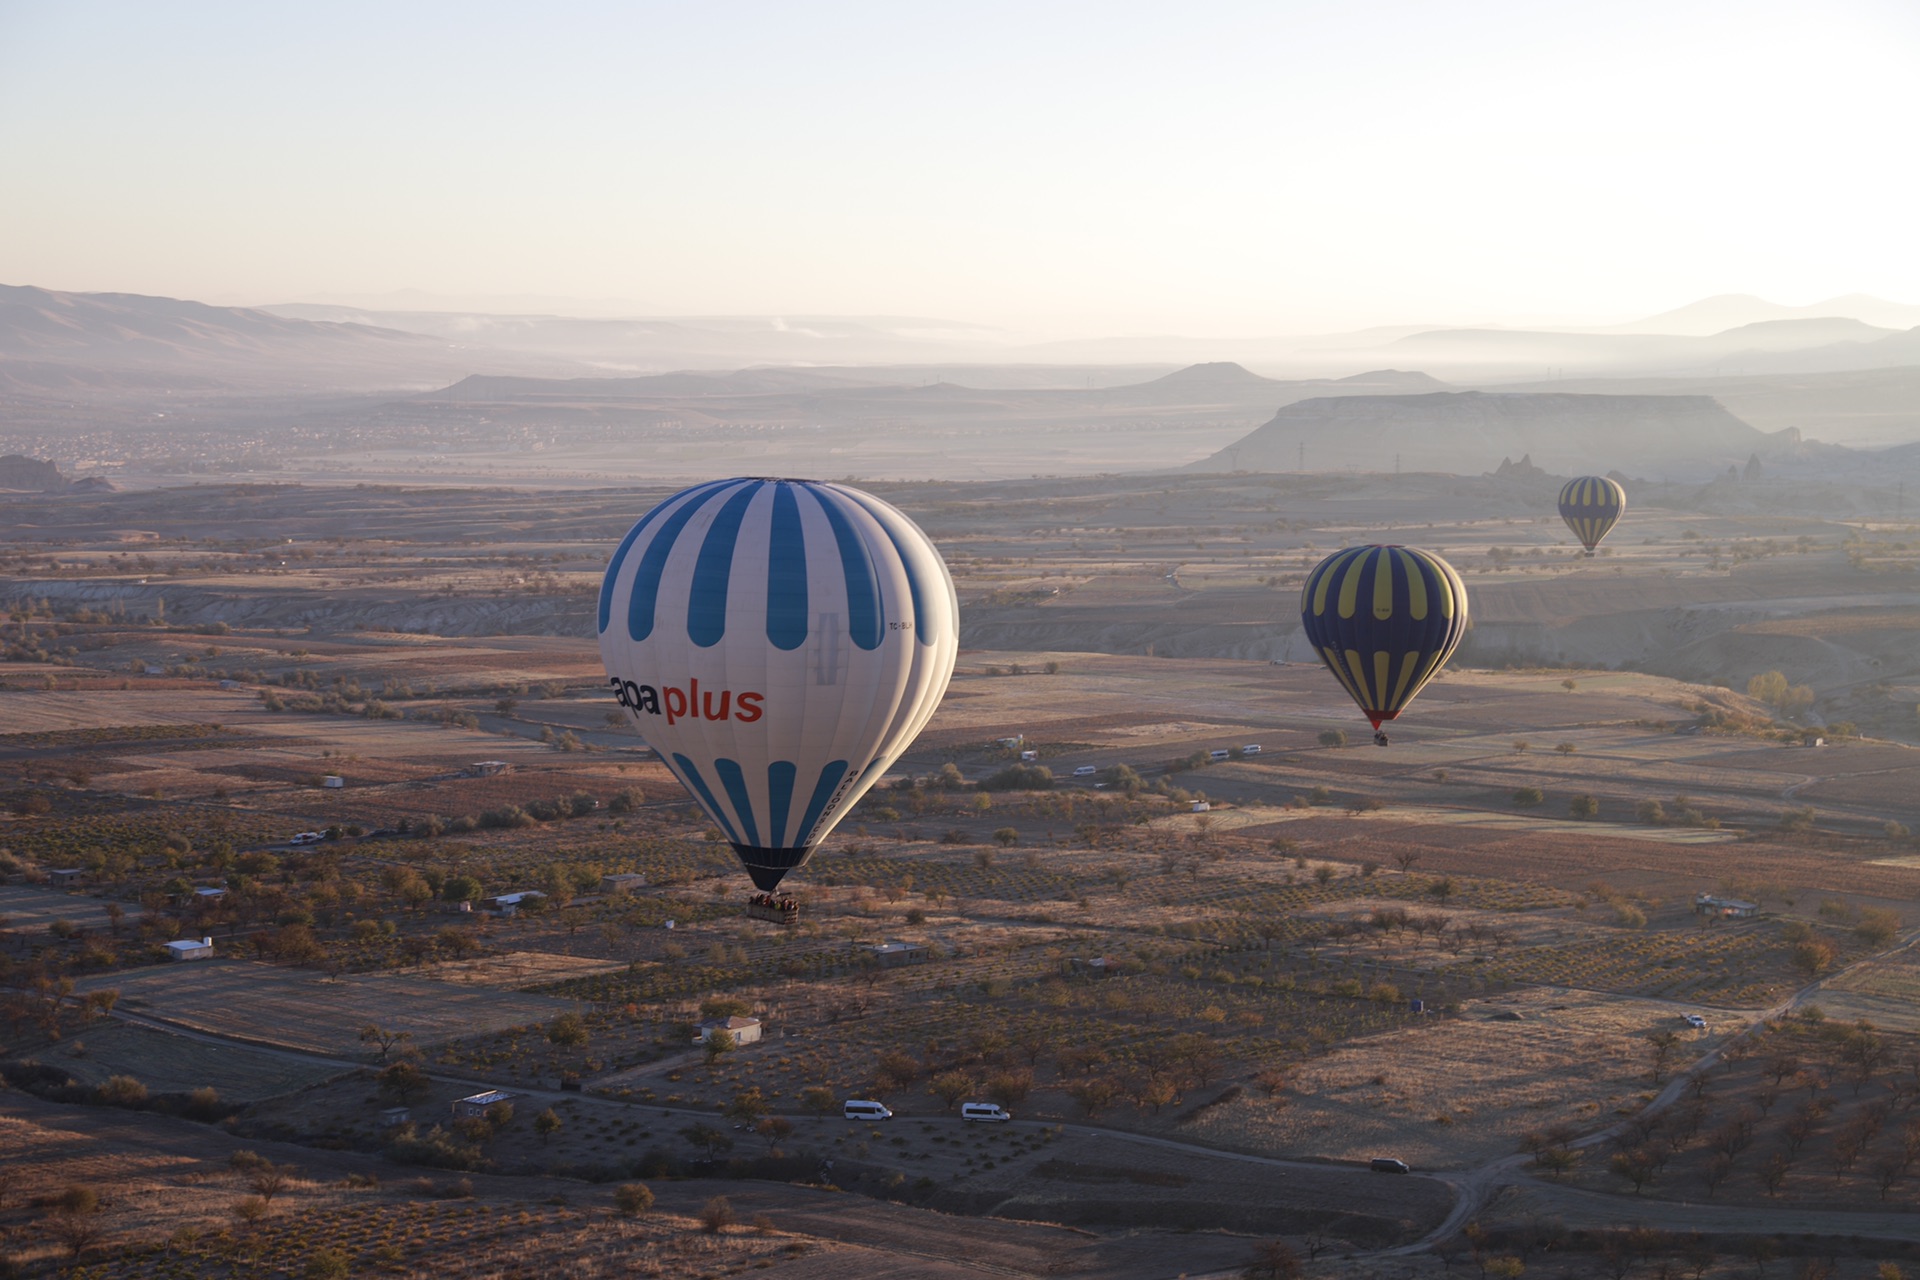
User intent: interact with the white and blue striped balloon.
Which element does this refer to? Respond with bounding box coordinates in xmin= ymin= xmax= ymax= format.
xmin=597 ymin=478 xmax=959 ymax=890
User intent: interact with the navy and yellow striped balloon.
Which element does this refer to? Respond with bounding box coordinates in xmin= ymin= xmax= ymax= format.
xmin=1557 ymin=475 xmax=1626 ymax=553
xmin=1299 ymin=545 xmax=1469 ymax=734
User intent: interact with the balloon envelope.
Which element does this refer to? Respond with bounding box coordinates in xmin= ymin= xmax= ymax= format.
xmin=598 ymin=479 xmax=958 ymax=891
xmin=1558 ymin=475 xmax=1626 ymax=552
xmin=1299 ymin=545 xmax=1468 ymax=730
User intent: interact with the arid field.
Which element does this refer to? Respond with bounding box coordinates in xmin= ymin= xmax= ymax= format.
xmin=3 ymin=477 xmax=1919 ymax=1278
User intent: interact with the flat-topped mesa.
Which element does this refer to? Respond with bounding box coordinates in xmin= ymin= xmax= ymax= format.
xmin=1188 ymin=390 xmax=1786 ymax=482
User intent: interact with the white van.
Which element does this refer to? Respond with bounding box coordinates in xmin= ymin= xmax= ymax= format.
xmin=1019 ymin=750 xmax=1039 ymax=763
xmin=843 ymin=1100 xmax=893 ymax=1121
xmin=1072 ymin=765 xmax=1097 ymax=777
xmin=1208 ymin=749 xmax=1230 ymax=761
xmin=1242 ymin=744 xmax=1262 ymax=755
xmin=961 ymin=1102 xmax=1011 ymax=1123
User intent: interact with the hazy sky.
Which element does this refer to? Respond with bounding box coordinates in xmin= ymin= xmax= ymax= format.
xmin=2 ymin=0 xmax=1916 ymax=334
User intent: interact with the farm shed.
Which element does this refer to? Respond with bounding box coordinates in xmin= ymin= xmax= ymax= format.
xmin=600 ymin=873 xmax=646 ymax=894
xmin=48 ymin=869 xmax=86 ymax=888
xmin=466 ymin=761 xmax=510 ymax=776
xmin=483 ymin=890 xmax=546 ymax=915
xmin=193 ymin=887 xmax=227 ymax=902
xmin=451 ymin=1090 xmax=519 ymax=1119
xmin=693 ymin=1015 xmax=762 ymax=1046
xmin=381 ymin=1107 xmax=411 ymax=1127
xmin=165 ymin=937 xmax=215 ymax=961
xmin=1694 ymin=894 xmax=1759 ymax=919
xmin=1067 ymin=956 xmax=1117 ymax=978
xmin=322 ymin=775 xmax=344 ymax=788
xmin=869 ymin=941 xmax=928 ymax=969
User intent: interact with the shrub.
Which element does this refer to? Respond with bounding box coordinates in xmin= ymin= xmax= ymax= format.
xmin=305 ymin=1249 xmax=351 ymax=1280
xmin=95 ymin=1074 xmax=148 ymax=1107
xmin=1317 ymin=730 xmax=1346 ymax=748
xmin=547 ymin=1013 xmax=589 ymax=1048
xmin=700 ymin=1195 xmax=736 ymax=1233
xmin=1857 ymin=908 xmax=1902 ymax=946
xmin=979 ymin=764 xmax=1053 ymax=792
xmin=1568 ymin=794 xmax=1599 ymax=819
xmin=442 ymin=875 xmax=482 ymax=903
xmin=613 ymin=1182 xmax=655 ymax=1217
xmin=1511 ymin=787 xmax=1544 ymax=808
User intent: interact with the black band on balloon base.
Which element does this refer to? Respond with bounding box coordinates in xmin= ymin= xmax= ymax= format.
xmin=732 ymin=844 xmax=819 ymax=892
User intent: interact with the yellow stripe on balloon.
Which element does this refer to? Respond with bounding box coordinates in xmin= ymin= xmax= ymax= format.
xmin=1390 ymin=650 xmax=1423 ymax=708
xmin=1321 ymin=645 xmax=1364 ymax=705
xmin=1310 ymin=547 xmax=1362 ymax=617
xmin=1398 ymin=548 xmax=1428 ymax=620
xmin=1336 ymin=552 xmax=1367 ymax=620
xmin=1372 ymin=550 xmax=1395 ymax=620
xmin=1343 ymin=648 xmax=1374 ymax=705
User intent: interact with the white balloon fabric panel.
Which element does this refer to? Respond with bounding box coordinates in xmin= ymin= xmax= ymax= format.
xmin=597 ymin=479 xmax=959 ymax=890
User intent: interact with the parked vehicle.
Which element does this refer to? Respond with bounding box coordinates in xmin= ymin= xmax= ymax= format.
xmin=1208 ymin=749 xmax=1230 ymax=761
xmin=1242 ymin=744 xmax=1262 ymax=755
xmin=961 ymin=1102 xmax=1011 ymax=1123
xmin=1370 ymin=1157 xmax=1411 ymax=1174
xmin=1683 ymin=1013 xmax=1707 ymax=1029
xmin=843 ymin=1100 xmax=893 ymax=1121
xmin=1072 ymin=765 xmax=1097 ymax=777
xmin=288 ymin=832 xmax=324 ymax=846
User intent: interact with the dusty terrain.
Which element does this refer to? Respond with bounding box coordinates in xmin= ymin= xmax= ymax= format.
xmin=4 ymin=476 xmax=1920 ymax=1277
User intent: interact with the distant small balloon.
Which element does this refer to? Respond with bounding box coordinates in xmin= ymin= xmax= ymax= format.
xmin=1299 ymin=545 xmax=1468 ymax=741
xmin=1558 ymin=475 xmax=1626 ymax=554
xmin=598 ymin=479 xmax=958 ymax=891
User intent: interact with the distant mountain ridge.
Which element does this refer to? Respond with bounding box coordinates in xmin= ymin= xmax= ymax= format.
xmin=1188 ymin=391 xmax=1795 ymax=481
xmin=1603 ymin=293 xmax=1920 ymax=335
xmin=0 ymin=283 xmax=479 ymax=389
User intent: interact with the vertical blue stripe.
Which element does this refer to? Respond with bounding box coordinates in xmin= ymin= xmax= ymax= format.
xmin=766 ymin=483 xmax=810 ymax=650
xmin=840 ymin=488 xmax=935 ymax=647
xmin=629 ymin=482 xmax=741 ymax=642
xmin=766 ymin=760 xmax=798 ymax=848
xmin=713 ymin=757 xmax=761 ymax=848
xmin=805 ymin=485 xmax=882 ymax=651
xmin=794 ymin=759 xmax=849 ymax=847
xmin=672 ymin=753 xmax=740 ymax=844
xmin=598 ymin=478 xmax=733 ymax=635
xmin=687 ymin=482 xmax=763 ymax=648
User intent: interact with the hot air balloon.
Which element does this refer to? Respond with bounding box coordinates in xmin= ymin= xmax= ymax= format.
xmin=1299 ymin=545 xmax=1468 ymax=746
xmin=598 ymin=478 xmax=958 ymax=895
xmin=1557 ymin=475 xmax=1626 ymax=555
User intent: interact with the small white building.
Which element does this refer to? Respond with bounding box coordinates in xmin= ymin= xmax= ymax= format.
xmin=166 ymin=936 xmax=215 ymax=961
xmin=450 ymin=1090 xmax=519 ymax=1119
xmin=381 ymin=1106 xmax=412 ymax=1127
xmin=693 ymin=1015 xmax=762 ymax=1047
xmin=322 ymin=775 xmax=344 ymax=789
xmin=466 ymin=761 xmax=510 ymax=777
xmin=483 ymin=890 xmax=546 ymax=915
xmin=869 ymin=941 xmax=929 ymax=969
xmin=1695 ymin=894 xmax=1759 ymax=919
xmin=600 ymin=873 xmax=646 ymax=894
xmin=48 ymin=868 xmax=87 ymax=888
xmin=193 ymin=886 xmax=227 ymax=902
